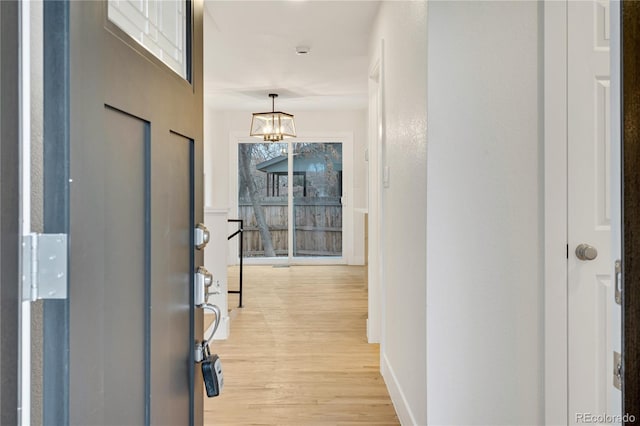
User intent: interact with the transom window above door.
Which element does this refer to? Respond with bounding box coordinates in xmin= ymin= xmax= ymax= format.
xmin=107 ymin=0 xmax=188 ymax=79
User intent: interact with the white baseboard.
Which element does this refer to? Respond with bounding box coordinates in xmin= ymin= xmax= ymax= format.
xmin=351 ymin=255 xmax=365 ymax=266
xmin=381 ymin=353 xmax=418 ymax=426
xmin=205 ymin=314 xmax=230 ymax=341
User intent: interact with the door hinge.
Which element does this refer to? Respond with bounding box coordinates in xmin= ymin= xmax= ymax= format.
xmin=21 ymin=233 xmax=68 ymax=301
xmin=614 ymin=350 xmax=623 ymax=391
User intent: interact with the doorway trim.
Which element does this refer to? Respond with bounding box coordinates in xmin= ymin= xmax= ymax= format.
xmin=228 ymin=131 xmax=354 ymax=266
xmin=544 ymin=2 xmax=569 ymax=424
xmin=367 ymin=39 xmax=384 ymax=345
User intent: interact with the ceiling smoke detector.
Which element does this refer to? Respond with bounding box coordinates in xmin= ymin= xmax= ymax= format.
xmin=295 ymin=46 xmax=311 ymax=55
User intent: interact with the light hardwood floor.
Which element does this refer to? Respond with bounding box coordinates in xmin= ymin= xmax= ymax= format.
xmin=203 ymin=265 xmax=399 ymax=426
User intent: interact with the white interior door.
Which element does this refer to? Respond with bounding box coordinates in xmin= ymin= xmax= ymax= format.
xmin=568 ymin=0 xmax=616 ymax=423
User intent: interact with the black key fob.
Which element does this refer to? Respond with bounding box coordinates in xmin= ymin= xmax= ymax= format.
xmin=202 ymin=353 xmax=223 ymax=397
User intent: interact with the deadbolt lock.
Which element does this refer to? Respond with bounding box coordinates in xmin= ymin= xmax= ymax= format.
xmin=194 ymin=223 xmax=210 ymax=250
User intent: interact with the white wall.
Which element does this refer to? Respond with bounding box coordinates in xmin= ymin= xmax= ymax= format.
xmin=368 ymin=2 xmax=428 ymax=424
xmin=426 ymin=2 xmax=544 ymax=425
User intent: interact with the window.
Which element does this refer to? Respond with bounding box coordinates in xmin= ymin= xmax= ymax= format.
xmin=108 ymin=0 xmax=188 ymax=79
xmin=238 ymin=143 xmax=289 ymax=258
xmin=238 ymin=142 xmax=343 ymax=259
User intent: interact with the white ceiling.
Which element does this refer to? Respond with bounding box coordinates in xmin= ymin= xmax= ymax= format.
xmin=203 ymin=1 xmax=381 ymax=111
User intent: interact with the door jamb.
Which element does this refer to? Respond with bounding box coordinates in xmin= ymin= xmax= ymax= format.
xmin=610 ymin=0 xmax=623 ymax=419
xmin=543 ymin=1 xmax=569 ymax=424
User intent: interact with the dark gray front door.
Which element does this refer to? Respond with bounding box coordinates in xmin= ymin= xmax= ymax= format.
xmin=43 ymin=1 xmax=204 ymax=425
xmin=1 ymin=1 xmax=21 ymax=424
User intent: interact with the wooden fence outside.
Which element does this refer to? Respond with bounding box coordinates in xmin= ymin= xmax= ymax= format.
xmin=239 ymin=197 xmax=342 ymax=257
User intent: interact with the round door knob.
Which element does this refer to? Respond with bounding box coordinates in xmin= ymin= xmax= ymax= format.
xmin=575 ymin=244 xmax=598 ymax=261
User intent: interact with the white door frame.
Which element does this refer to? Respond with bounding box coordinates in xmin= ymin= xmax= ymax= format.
xmin=367 ymin=39 xmax=384 ymax=344
xmin=228 ymin=131 xmax=354 ymax=266
xmin=544 ymin=2 xmax=569 ymax=424
xmin=608 ymin=0 xmax=624 ymax=418
xmin=608 ymin=0 xmax=622 ymax=418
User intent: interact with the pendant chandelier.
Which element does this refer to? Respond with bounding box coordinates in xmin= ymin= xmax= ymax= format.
xmin=250 ymin=93 xmax=296 ymax=142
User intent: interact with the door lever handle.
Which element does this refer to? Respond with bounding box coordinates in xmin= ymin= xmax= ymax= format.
xmin=195 ymin=303 xmax=222 ymax=362
xmin=194 ymin=303 xmax=222 ymax=364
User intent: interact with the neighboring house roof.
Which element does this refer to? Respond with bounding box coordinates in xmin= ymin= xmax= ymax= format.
xmin=256 ymin=154 xmax=342 ymax=174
